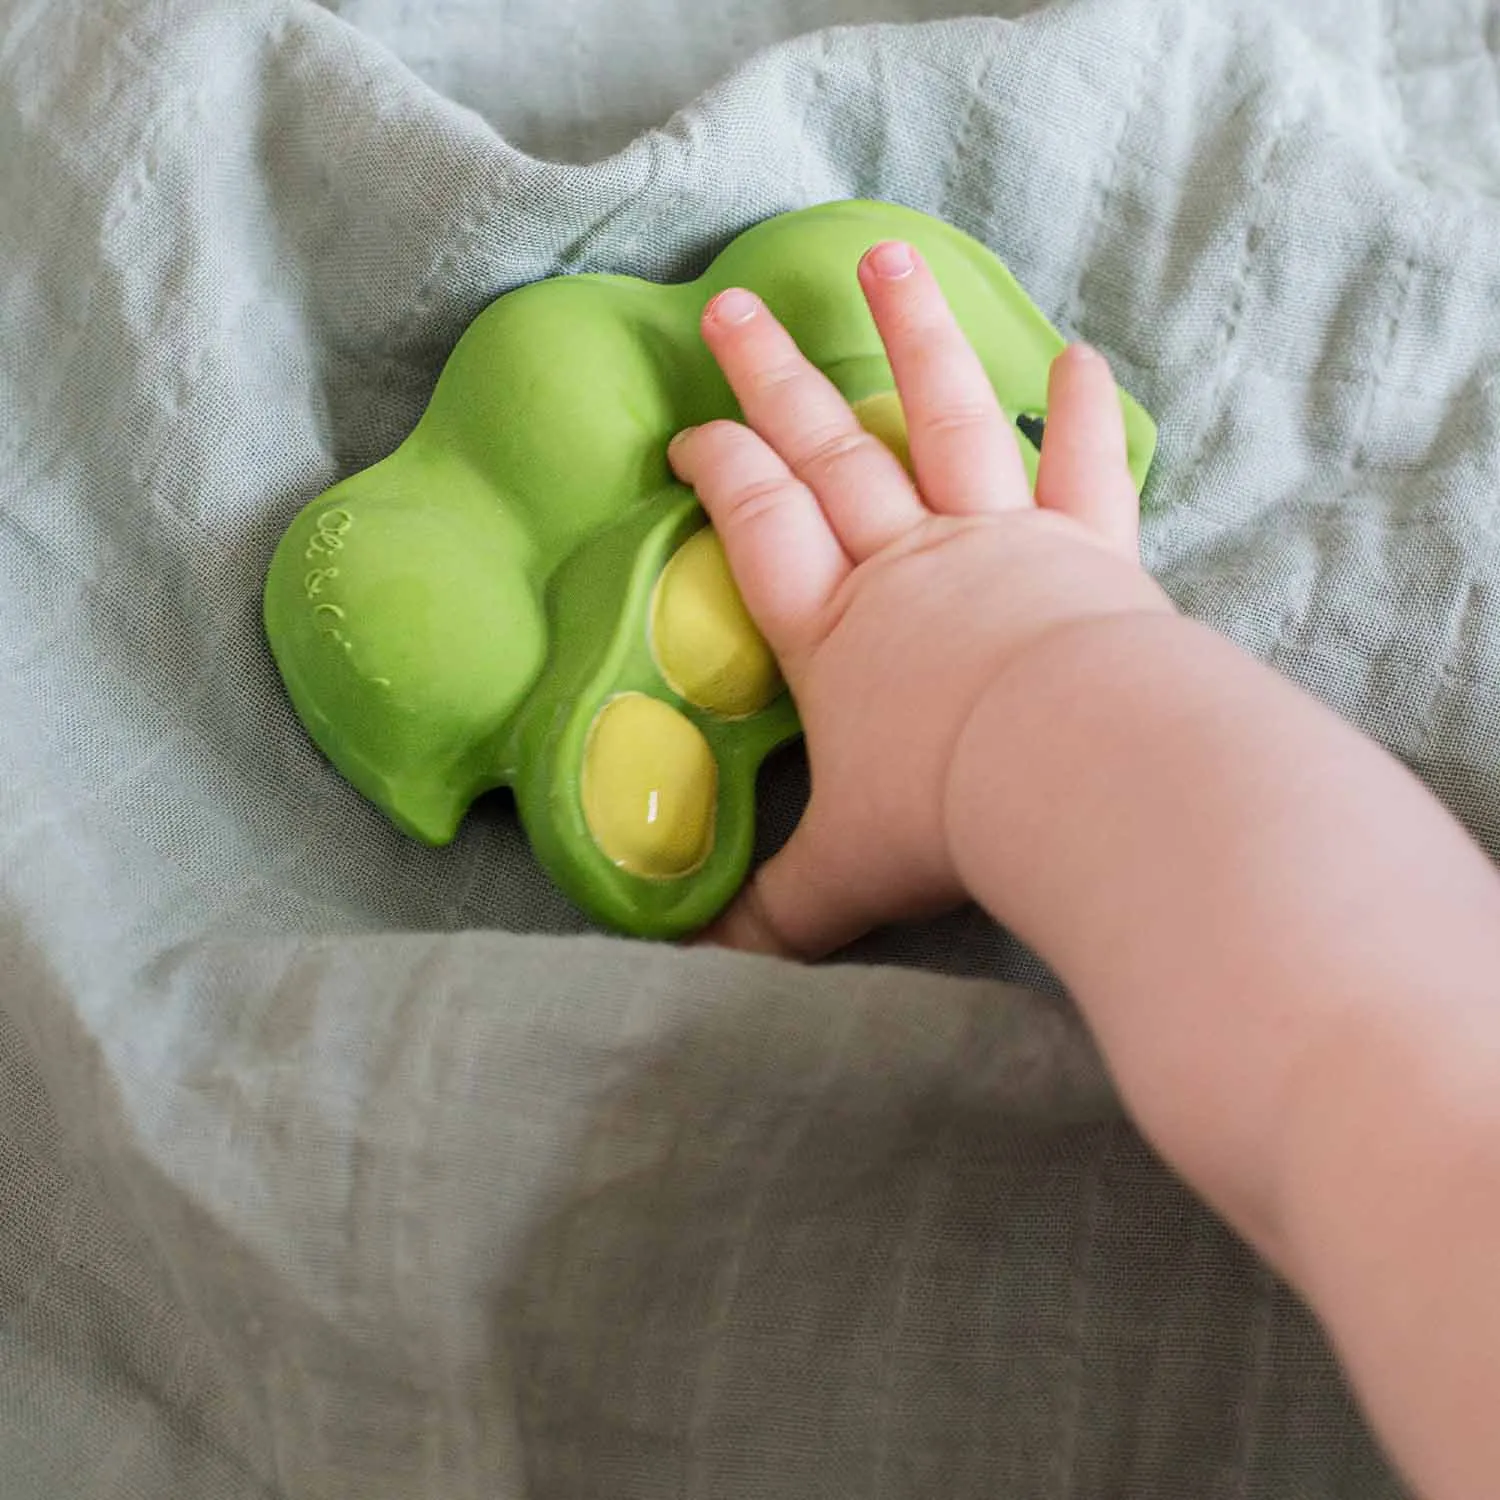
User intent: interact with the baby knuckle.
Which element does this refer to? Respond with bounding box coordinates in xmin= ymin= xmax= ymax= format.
xmin=746 ymin=360 xmax=805 ymax=397
xmin=725 ymin=475 xmax=795 ymax=526
xmin=920 ymin=404 xmax=996 ymax=441
xmin=795 ymin=427 xmax=876 ymax=481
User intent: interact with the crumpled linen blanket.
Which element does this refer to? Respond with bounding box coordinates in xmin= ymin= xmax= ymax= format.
xmin=10 ymin=0 xmax=1496 ymax=1492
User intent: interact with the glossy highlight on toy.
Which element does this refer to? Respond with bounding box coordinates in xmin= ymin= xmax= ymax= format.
xmin=263 ymin=199 xmax=1158 ymax=938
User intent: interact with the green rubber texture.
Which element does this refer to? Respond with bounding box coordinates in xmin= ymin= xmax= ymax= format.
xmin=264 ymin=198 xmax=1158 ymax=938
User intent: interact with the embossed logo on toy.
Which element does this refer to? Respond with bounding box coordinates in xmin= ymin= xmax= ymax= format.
xmin=302 ymin=507 xmax=353 ymax=649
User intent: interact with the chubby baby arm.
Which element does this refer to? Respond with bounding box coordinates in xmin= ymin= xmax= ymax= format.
xmin=673 ymin=240 xmax=1500 ymax=1500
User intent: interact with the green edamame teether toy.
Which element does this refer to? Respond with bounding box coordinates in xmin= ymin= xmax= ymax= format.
xmin=264 ymin=199 xmax=1156 ymax=938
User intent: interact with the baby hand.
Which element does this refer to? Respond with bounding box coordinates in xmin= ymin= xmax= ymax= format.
xmin=669 ymin=240 xmax=1169 ymax=957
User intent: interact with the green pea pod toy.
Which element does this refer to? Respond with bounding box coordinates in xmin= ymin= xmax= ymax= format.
xmin=263 ymin=199 xmax=1157 ymax=939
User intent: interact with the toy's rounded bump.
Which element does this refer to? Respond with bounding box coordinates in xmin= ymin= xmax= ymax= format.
xmin=651 ymin=529 xmax=781 ymax=718
xmin=581 ymin=693 xmax=717 ymax=880
xmin=851 ymin=390 xmax=913 ymax=476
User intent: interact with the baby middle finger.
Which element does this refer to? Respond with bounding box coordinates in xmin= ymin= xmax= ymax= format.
xmin=857 ymin=241 xmax=1030 ymax=516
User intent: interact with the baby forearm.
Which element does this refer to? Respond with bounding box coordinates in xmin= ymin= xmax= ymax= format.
xmin=1278 ymin=988 xmax=1500 ymax=1497
xmin=945 ymin=609 xmax=1500 ymax=1495
xmin=945 ymin=608 xmax=1500 ymax=1253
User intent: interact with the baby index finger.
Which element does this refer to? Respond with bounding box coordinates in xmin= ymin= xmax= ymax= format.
xmin=857 ymin=241 xmax=1031 ymax=516
xmin=698 ymin=286 xmax=925 ymax=561
xmin=667 ymin=418 xmax=849 ymax=661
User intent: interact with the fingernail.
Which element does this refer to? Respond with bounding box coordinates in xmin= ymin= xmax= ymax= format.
xmin=865 ymin=240 xmax=916 ymax=280
xmin=706 ymin=288 xmax=758 ymax=326
xmin=667 ymin=426 xmax=697 ymax=455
